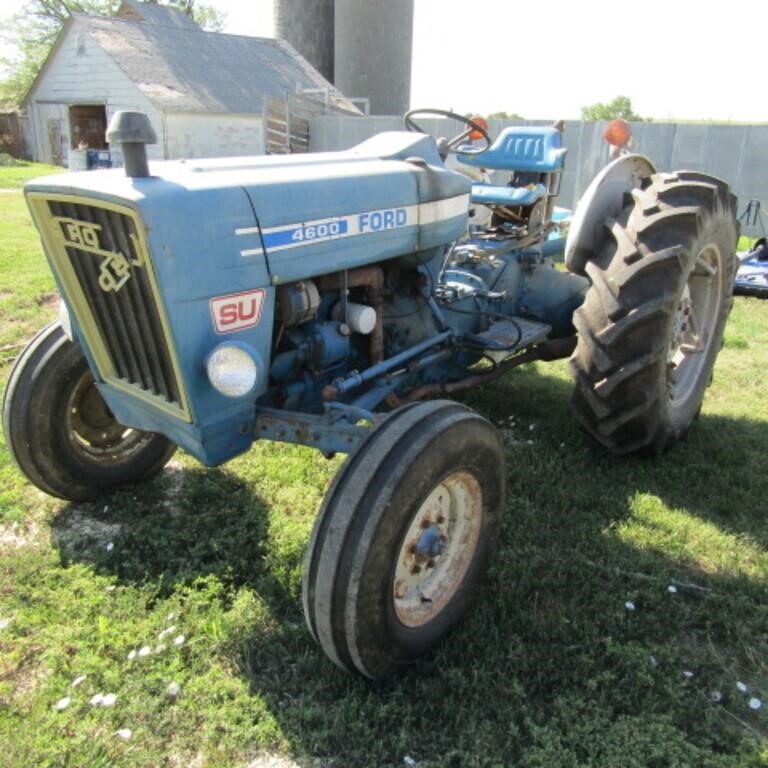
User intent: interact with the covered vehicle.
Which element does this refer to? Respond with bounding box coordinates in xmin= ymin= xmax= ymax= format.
xmin=735 ymin=237 xmax=768 ymax=297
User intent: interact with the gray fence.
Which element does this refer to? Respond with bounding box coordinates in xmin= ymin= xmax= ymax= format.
xmin=310 ymin=116 xmax=768 ymax=237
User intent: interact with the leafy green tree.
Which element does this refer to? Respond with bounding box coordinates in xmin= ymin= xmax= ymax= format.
xmin=0 ymin=0 xmax=224 ymax=109
xmin=580 ymin=95 xmax=643 ymax=122
xmin=487 ymin=110 xmax=524 ymax=120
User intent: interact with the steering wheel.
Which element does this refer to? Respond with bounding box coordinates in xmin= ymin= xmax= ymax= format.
xmin=403 ymin=108 xmax=491 ymax=156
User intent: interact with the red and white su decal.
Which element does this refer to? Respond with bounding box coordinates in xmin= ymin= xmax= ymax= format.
xmin=210 ymin=288 xmax=266 ymax=334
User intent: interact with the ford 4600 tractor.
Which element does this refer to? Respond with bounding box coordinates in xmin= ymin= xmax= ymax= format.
xmin=4 ymin=110 xmax=738 ymax=678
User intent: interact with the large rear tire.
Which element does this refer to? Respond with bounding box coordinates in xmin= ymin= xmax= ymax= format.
xmin=302 ymin=400 xmax=505 ymax=679
xmin=570 ymin=172 xmax=739 ymax=455
xmin=3 ymin=322 xmax=176 ymax=501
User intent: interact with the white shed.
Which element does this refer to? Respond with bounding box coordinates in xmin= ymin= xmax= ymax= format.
xmin=23 ymin=0 xmax=358 ymax=166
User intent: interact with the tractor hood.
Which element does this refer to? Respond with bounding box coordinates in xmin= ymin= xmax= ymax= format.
xmin=26 ymin=131 xmax=471 ymax=285
xmin=23 ymin=131 xmax=470 ymax=465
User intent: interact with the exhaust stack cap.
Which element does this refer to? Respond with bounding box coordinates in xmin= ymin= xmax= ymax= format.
xmin=106 ymin=111 xmax=157 ymax=178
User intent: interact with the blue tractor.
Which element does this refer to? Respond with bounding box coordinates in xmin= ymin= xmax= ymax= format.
xmin=4 ymin=110 xmax=739 ymax=678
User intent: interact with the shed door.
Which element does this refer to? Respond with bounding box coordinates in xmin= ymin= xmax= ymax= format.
xmin=69 ymin=105 xmax=108 ymax=150
xmin=35 ymin=103 xmax=67 ymax=165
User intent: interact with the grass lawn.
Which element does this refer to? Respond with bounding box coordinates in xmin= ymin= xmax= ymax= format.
xmin=0 ymin=165 xmax=766 ymax=767
xmin=0 ymin=160 xmax=64 ymax=189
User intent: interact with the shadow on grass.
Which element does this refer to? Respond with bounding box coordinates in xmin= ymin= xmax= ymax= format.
xmin=229 ymin=369 xmax=766 ymax=766
xmin=49 ymin=464 xmax=295 ymax=612
xmin=47 ymin=366 xmax=768 ymax=767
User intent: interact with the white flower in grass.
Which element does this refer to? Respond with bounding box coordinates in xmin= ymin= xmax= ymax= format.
xmin=624 ymin=601 xmax=636 ymax=611
xmin=749 ymin=698 xmax=762 ymax=710
xmin=167 ymin=681 xmax=181 ymax=698
xmin=667 ymin=585 xmax=678 ymax=594
xmin=158 ymin=625 xmax=176 ymax=640
xmin=737 ymin=681 xmax=748 ymax=693
xmin=72 ymin=675 xmax=87 ymax=688
xmin=101 ymin=693 xmax=117 ymax=707
xmin=165 ymin=612 xmax=175 ymax=622
xmin=403 ymin=757 xmax=417 ymax=767
xmin=54 ymin=696 xmax=71 ymax=711
xmin=155 ymin=644 xmax=166 ymax=654
xmin=173 ymin=634 xmax=186 ymax=646
xmin=127 ymin=650 xmax=137 ymax=661
xmin=137 ymin=645 xmax=151 ymax=657
xmin=0 ymin=618 xmax=10 ymax=631
xmin=90 ymin=693 xmax=104 ymax=706
xmin=114 ymin=728 xmax=132 ymax=740
xmin=683 ymin=670 xmax=694 ymax=679
xmin=710 ymin=691 xmax=723 ymax=703
xmin=106 ymin=542 xmax=114 ymax=552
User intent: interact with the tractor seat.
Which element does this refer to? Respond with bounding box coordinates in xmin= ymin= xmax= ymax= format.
xmin=458 ymin=126 xmax=567 ymax=173
xmin=459 ymin=126 xmax=567 ymax=210
xmin=469 ymin=182 xmax=547 ymax=207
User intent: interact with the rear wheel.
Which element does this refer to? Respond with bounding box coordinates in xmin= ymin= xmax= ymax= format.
xmin=3 ymin=322 xmax=176 ymax=501
xmin=570 ymin=172 xmax=739 ymax=454
xmin=302 ymin=400 xmax=505 ymax=678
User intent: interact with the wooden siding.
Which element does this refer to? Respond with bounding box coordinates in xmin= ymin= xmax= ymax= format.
xmin=26 ymin=18 xmax=164 ymax=164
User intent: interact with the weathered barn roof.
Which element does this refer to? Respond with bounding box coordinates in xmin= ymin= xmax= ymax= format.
xmin=26 ymin=1 xmax=358 ymax=115
xmin=86 ymin=11 xmax=357 ymax=115
xmin=115 ymin=0 xmax=201 ymax=31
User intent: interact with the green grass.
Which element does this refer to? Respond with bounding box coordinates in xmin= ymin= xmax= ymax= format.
xmin=0 ymin=160 xmax=64 ymax=189
xmin=1 ymin=178 xmax=767 ymax=767
xmin=739 ymin=236 xmax=759 ymax=252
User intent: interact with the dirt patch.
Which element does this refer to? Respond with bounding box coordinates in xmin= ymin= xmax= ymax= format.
xmin=36 ymin=292 xmax=59 ymax=308
xmin=50 ymin=507 xmax=122 ymax=562
xmin=245 ymin=755 xmax=315 ymax=768
xmin=0 ymin=520 xmax=42 ymax=551
xmin=161 ymin=460 xmax=186 ymax=518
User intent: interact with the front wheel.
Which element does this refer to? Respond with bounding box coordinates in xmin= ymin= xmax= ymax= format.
xmin=302 ymin=400 xmax=505 ymax=679
xmin=570 ymin=171 xmax=739 ymax=454
xmin=3 ymin=322 xmax=176 ymax=501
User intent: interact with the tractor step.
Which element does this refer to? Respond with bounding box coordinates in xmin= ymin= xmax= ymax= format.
xmin=476 ymin=318 xmax=551 ymax=363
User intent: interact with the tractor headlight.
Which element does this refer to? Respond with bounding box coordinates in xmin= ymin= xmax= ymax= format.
xmin=206 ymin=343 xmax=259 ymax=398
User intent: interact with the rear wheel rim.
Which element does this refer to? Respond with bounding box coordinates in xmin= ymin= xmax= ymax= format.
xmin=667 ymin=243 xmax=724 ymax=409
xmin=392 ymin=471 xmax=483 ymax=628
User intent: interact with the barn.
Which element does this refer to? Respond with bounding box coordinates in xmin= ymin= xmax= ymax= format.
xmin=23 ymin=0 xmax=359 ymax=166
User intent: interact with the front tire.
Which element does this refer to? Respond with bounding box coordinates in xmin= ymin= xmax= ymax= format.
xmin=302 ymin=400 xmax=505 ymax=679
xmin=3 ymin=322 xmax=176 ymax=501
xmin=570 ymin=171 xmax=739 ymax=454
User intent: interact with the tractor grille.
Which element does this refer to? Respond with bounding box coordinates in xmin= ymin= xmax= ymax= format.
xmin=44 ymin=198 xmax=185 ymax=414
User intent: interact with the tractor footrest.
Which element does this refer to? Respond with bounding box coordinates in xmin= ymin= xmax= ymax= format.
xmin=476 ymin=318 xmax=551 ymax=363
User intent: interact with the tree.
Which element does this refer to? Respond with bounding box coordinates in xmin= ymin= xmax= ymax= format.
xmin=0 ymin=0 xmax=224 ymax=109
xmin=580 ymin=95 xmax=643 ymax=122
xmin=487 ymin=110 xmax=524 ymax=121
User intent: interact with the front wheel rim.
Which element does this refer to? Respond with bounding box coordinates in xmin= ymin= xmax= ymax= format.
xmin=66 ymin=370 xmax=154 ymax=460
xmin=392 ymin=471 xmax=483 ymax=628
xmin=667 ymin=243 xmax=724 ymax=408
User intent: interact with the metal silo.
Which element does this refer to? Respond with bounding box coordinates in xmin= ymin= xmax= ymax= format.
xmin=274 ymin=0 xmax=335 ymax=83
xmin=334 ymin=0 xmax=414 ymax=115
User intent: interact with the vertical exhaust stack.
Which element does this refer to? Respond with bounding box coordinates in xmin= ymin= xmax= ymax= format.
xmin=106 ymin=111 xmax=157 ymax=179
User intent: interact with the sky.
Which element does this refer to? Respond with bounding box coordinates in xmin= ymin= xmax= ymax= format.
xmin=0 ymin=0 xmax=765 ymax=122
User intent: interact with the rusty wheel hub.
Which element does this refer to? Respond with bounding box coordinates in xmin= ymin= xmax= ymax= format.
xmin=393 ymin=470 xmax=483 ymax=628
